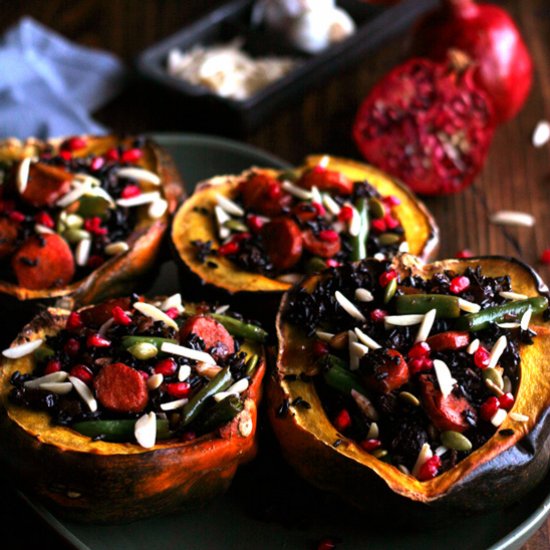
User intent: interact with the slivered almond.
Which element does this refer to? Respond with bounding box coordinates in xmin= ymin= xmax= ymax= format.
xmin=75 ymin=238 xmax=91 ymax=267
xmin=281 ymin=180 xmax=312 ymax=200
xmin=105 ymin=241 xmax=129 ymax=256
xmin=69 ymin=376 xmax=97 ymax=412
xmin=16 ymin=157 xmax=32 ymax=194
xmin=499 ymin=291 xmax=528 ymax=301
xmin=161 ymin=342 xmax=215 ymax=365
xmin=415 ymin=309 xmax=436 ymax=343
xmin=384 ymin=314 xmax=424 ymax=327
xmin=214 ymin=205 xmax=231 ymax=240
xmin=148 ymin=198 xmax=168 ymax=219
xmin=510 ymin=412 xmax=529 ymax=422
xmin=458 ymin=298 xmax=481 ymax=313
xmin=134 ymin=412 xmax=157 ymax=448
xmin=133 ymin=301 xmax=178 ymax=331
xmin=412 ymin=443 xmax=433 ymax=478
xmin=520 ymin=308 xmax=532 ymax=331
xmin=467 ymin=338 xmax=480 ymax=354
xmin=178 ymin=365 xmax=192 ymax=382
xmin=315 ymin=330 xmax=335 ymax=342
xmin=117 ymin=167 xmax=161 ymax=185
xmin=216 ymin=193 xmax=244 ymax=216
xmin=24 ymin=371 xmax=68 ymax=388
xmin=490 ymin=408 xmax=508 ymax=427
xmin=147 ymin=373 xmax=164 ymax=390
xmin=160 ymin=398 xmax=188 ymax=411
xmin=2 ymin=339 xmax=44 ymax=359
xmin=335 ymin=291 xmax=366 ymax=321
xmin=489 ymin=211 xmax=535 ymax=228
xmin=354 ymin=327 xmax=381 ymax=350
xmin=487 ymin=335 xmax=507 ymax=370
xmin=39 ymin=382 xmax=73 ymax=394
xmin=322 ymin=193 xmax=341 ymax=215
xmin=195 ymin=362 xmax=222 ymax=378
xmin=433 ymin=359 xmax=456 ymax=398
xmin=116 ymin=191 xmax=161 ymax=207
xmin=355 ymin=288 xmax=374 ymax=302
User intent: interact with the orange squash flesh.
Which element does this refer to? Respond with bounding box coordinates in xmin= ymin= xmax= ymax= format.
xmin=0 ymin=135 xmax=183 ymax=305
xmin=171 ymin=156 xmax=439 ymax=296
xmin=268 ymin=254 xmax=550 ymax=513
xmin=0 ymin=305 xmax=265 ymax=523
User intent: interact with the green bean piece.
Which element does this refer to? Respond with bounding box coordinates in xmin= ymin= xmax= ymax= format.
xmin=34 ymin=345 xmax=55 ymax=362
xmin=456 ymin=296 xmax=548 ymax=332
xmin=245 ymin=354 xmax=260 ymax=377
xmin=351 ymin=197 xmax=369 ymax=261
xmin=323 ymin=356 xmax=366 ymax=396
xmin=121 ymin=336 xmax=177 ymax=349
xmin=210 ymin=314 xmax=268 ymax=343
xmin=224 ymin=219 xmax=249 ymax=232
xmin=72 ymin=418 xmax=171 ymax=442
xmin=395 ymin=294 xmax=461 ymax=318
xmin=181 ymin=366 xmax=233 ymax=427
xmin=195 ymin=395 xmax=244 ymax=435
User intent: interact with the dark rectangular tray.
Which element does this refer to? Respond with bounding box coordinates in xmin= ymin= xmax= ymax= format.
xmin=136 ymin=0 xmax=438 ymax=133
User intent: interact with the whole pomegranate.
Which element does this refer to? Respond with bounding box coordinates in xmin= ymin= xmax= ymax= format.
xmin=353 ymin=55 xmax=495 ymax=196
xmin=413 ymin=0 xmax=533 ymax=123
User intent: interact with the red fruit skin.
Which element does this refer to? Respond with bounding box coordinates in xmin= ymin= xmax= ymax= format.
xmin=353 ymin=57 xmax=495 ymax=196
xmin=413 ymin=0 xmax=533 ymax=123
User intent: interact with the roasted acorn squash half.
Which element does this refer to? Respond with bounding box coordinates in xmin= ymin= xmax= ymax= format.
xmin=0 ymin=297 xmax=266 ymax=523
xmin=0 ymin=135 xmax=183 ymax=307
xmin=171 ymin=155 xmax=438 ymax=296
xmin=268 ymin=254 xmax=550 ymax=514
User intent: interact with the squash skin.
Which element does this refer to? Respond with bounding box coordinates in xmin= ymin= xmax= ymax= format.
xmin=0 ymin=135 xmax=183 ymax=306
xmin=268 ymin=254 xmax=550 ymax=514
xmin=0 ymin=305 xmax=266 ymax=523
xmin=171 ymin=156 xmax=439 ymax=297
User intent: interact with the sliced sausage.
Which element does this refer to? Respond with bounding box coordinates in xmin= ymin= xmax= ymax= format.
xmin=20 ymin=162 xmax=72 ymax=207
xmin=80 ymin=297 xmax=133 ymax=328
xmin=12 ymin=234 xmax=75 ymax=290
xmin=179 ymin=315 xmax=235 ymax=359
xmin=0 ymin=217 xmax=19 ymax=258
xmin=239 ymin=172 xmax=292 ymax=217
xmin=296 ymin=168 xmax=354 ymax=195
xmin=260 ymin=218 xmax=303 ymax=271
xmin=302 ymin=229 xmax=341 ymax=258
xmin=360 ymin=349 xmax=409 ymax=394
xmin=419 ymin=375 xmax=476 ymax=433
xmin=426 ymin=331 xmax=470 ymax=351
xmin=94 ymin=362 xmax=148 ymax=413
xmin=292 ymin=202 xmax=321 ymax=223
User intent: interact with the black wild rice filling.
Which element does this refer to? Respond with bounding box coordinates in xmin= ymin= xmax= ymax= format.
xmin=283 ymin=261 xmax=538 ymax=478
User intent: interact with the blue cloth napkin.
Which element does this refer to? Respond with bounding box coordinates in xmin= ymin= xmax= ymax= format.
xmin=0 ymin=17 xmax=126 ymax=140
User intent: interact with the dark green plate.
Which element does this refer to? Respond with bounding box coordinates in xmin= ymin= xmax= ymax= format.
xmin=17 ymin=134 xmax=550 ymax=549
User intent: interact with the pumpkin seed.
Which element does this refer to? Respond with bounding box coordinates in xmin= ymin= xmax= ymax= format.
xmin=128 ymin=342 xmax=158 ymax=360
xmin=372 ymin=449 xmax=388 ymax=460
xmin=399 ymin=391 xmax=420 ymax=407
xmin=502 ymin=375 xmax=512 ymax=394
xmin=483 ymin=367 xmax=504 ymax=390
xmin=383 ymin=277 xmax=397 ymax=304
xmin=305 ymin=257 xmax=327 ymax=274
xmin=441 ymin=430 xmax=472 ymax=452
xmin=367 ymin=422 xmax=379 ymax=439
xmin=369 ymin=197 xmax=386 ymax=219
xmin=63 ymin=228 xmax=91 ymax=243
xmin=378 ymin=232 xmax=401 ymax=246
xmin=278 ymin=169 xmax=299 ymax=183
xmin=224 ymin=219 xmax=248 ymax=232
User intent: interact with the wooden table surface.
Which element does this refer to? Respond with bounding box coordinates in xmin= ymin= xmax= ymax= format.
xmin=1 ymin=0 xmax=550 ymax=548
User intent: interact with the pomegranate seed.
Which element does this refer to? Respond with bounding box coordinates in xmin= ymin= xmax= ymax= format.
xmin=449 ymin=276 xmax=470 ymax=294
xmin=409 ymin=356 xmax=433 ymax=374
xmin=499 ymin=392 xmax=515 ymax=410
xmin=409 ymin=342 xmax=431 ymax=358
xmin=474 ymin=346 xmax=491 ymax=369
xmin=312 ymin=202 xmax=326 ymax=216
xmin=137 ymin=370 xmax=149 ymax=381
xmin=312 ymin=340 xmax=329 ymax=357
xmin=317 ymin=538 xmax=337 ymax=550
xmin=87 ymin=334 xmax=111 ymax=348
xmin=456 ymin=249 xmax=474 ymax=259
xmin=182 ymin=431 xmax=196 ymax=441
xmin=154 ymin=358 xmax=177 ymax=376
xmin=326 ymin=258 xmax=342 ymax=267
xmin=540 ymin=249 xmax=550 ymax=264
xmin=267 ymin=182 xmax=282 ymax=199
xmin=121 ymin=184 xmax=142 ymax=199
xmin=417 ymin=455 xmax=441 ymax=481
xmin=59 ymin=150 xmax=72 ymax=161
xmin=64 ymin=338 xmax=80 ymax=357
xmin=121 ymin=148 xmax=143 ymax=163
xmin=166 ymin=382 xmax=191 ymax=398
xmin=218 ymin=241 xmax=239 ymax=256
xmin=383 ymin=195 xmax=401 ymax=207
xmin=480 ymin=396 xmax=500 ymax=421
xmin=370 ymin=309 xmax=387 ymax=323
xmin=371 ymin=218 xmax=386 ymax=233
xmin=247 ymin=214 xmax=265 ymax=232
xmin=334 ymin=409 xmax=352 ymax=432
xmin=231 ymin=232 xmax=252 ymax=243
xmin=312 ymin=165 xmax=326 ymax=174
xmin=384 ymin=214 xmax=399 ymax=230
xmin=87 ymin=255 xmax=104 ymax=269
xmin=379 ymin=270 xmax=397 ymax=287
xmin=90 ymin=156 xmax=105 ymax=171
xmin=9 ymin=211 xmax=25 ymax=223
xmin=84 ymin=216 xmax=107 ymax=235
xmin=112 ymin=305 xmax=132 ymax=325
xmin=70 ymin=364 xmax=93 ymax=385
xmin=66 ymin=311 xmax=83 ymax=331
xmin=338 ymin=205 xmax=354 ymax=222
xmin=164 ymin=307 xmax=180 ymax=319
xmin=62 ymin=137 xmax=87 ymax=151
xmin=360 ymin=438 xmax=382 ymax=452
xmin=318 ymin=230 xmax=339 ymax=242
xmin=105 ymin=148 xmax=119 ymax=161
xmin=34 ymin=211 xmax=54 ymax=228
xmin=44 ymin=359 xmax=62 ymax=374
